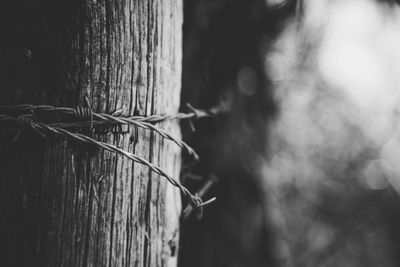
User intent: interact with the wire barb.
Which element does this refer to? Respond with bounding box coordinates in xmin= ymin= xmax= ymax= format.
xmin=13 ymin=112 xmax=46 ymax=141
xmin=73 ymin=94 xmax=94 ymax=132
xmin=182 ymin=175 xmax=219 ymax=220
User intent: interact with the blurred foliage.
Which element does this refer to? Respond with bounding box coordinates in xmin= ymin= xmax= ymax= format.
xmin=179 ymin=0 xmax=400 ymax=267
xmin=180 ymin=1 xmax=297 ymax=267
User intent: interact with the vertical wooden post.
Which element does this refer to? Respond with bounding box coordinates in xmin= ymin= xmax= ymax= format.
xmin=0 ymin=0 xmax=183 ymax=266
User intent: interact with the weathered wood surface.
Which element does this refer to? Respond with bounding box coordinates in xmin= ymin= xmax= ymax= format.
xmin=0 ymin=0 xmax=183 ymax=266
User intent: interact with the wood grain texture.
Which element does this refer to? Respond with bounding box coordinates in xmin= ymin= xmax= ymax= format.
xmin=0 ymin=0 xmax=183 ymax=266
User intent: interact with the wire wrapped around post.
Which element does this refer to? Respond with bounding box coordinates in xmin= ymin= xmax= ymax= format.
xmin=0 ymin=103 xmax=226 ymax=211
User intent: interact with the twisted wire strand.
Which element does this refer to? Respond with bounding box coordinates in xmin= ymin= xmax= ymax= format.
xmin=47 ymin=117 xmax=199 ymax=159
xmin=93 ymin=113 xmax=200 ymax=160
xmin=0 ymin=103 xmax=225 ymax=208
xmin=0 ymin=104 xmax=213 ymax=122
xmin=0 ymin=104 xmax=204 ymax=159
xmin=0 ymin=114 xmax=204 ymax=207
xmin=0 ymin=105 xmax=74 ymax=115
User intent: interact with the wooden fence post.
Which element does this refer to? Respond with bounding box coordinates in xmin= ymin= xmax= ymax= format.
xmin=0 ymin=0 xmax=183 ymax=266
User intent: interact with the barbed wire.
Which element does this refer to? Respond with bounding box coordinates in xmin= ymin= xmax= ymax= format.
xmin=0 ymin=114 xmax=214 ymax=208
xmin=0 ymin=103 xmax=226 ymax=209
xmin=0 ymin=103 xmax=218 ymax=122
xmin=0 ymin=104 xmax=212 ymax=159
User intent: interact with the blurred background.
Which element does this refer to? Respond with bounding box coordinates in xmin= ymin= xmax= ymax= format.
xmin=179 ymin=0 xmax=400 ymax=266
